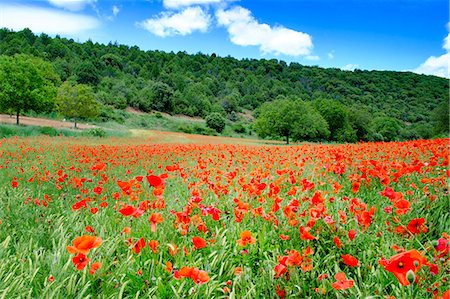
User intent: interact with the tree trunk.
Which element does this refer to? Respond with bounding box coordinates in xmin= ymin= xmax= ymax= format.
xmin=286 ymin=133 xmax=289 ymax=145
xmin=74 ymin=118 xmax=77 ymax=129
xmin=16 ymin=111 xmax=19 ymax=125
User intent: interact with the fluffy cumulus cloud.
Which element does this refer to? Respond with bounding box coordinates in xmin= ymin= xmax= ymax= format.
xmin=163 ymin=0 xmax=225 ymax=9
xmin=216 ymin=6 xmax=313 ymax=57
xmin=0 ymin=3 xmax=100 ymax=35
xmin=48 ymin=0 xmax=95 ymax=11
xmin=138 ymin=6 xmax=211 ymax=37
xmin=412 ymin=24 xmax=449 ymax=78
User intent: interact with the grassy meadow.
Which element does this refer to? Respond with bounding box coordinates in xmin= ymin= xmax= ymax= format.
xmin=0 ymin=134 xmax=448 ymax=298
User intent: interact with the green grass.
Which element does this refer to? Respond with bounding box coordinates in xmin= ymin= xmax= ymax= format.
xmin=0 ymin=137 xmax=448 ymax=298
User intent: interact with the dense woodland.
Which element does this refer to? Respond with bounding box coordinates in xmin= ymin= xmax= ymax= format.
xmin=0 ymin=28 xmax=448 ymax=142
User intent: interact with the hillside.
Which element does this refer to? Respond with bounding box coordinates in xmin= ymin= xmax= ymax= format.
xmin=0 ymin=28 xmax=448 ymax=141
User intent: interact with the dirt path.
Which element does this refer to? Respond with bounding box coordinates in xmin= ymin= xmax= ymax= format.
xmin=0 ymin=114 xmax=97 ymax=129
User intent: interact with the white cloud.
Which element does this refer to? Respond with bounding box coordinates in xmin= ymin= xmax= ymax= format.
xmin=112 ymin=5 xmax=120 ymax=17
xmin=138 ymin=6 xmax=211 ymax=37
xmin=411 ymin=24 xmax=449 ymax=78
xmin=0 ymin=3 xmax=100 ymax=35
xmin=328 ymin=51 xmax=334 ymax=59
xmin=305 ymin=55 xmax=320 ymax=61
xmin=341 ymin=64 xmax=359 ymax=71
xmin=216 ymin=6 xmax=313 ymax=57
xmin=412 ymin=53 xmax=449 ymax=78
xmin=48 ymin=0 xmax=95 ymax=11
xmin=163 ymin=0 xmax=225 ymax=9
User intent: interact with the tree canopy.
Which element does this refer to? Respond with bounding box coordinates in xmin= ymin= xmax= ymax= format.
xmin=0 ymin=28 xmax=448 ymax=140
xmin=55 ymin=81 xmax=100 ymax=128
xmin=254 ymin=97 xmax=329 ymax=144
xmin=0 ymin=54 xmax=60 ymax=124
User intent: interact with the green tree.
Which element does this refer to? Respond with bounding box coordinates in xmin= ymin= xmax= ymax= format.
xmin=205 ymin=112 xmax=226 ymax=133
xmin=313 ymin=98 xmax=355 ymax=142
xmin=431 ymin=101 xmax=449 ymax=135
xmin=371 ymin=116 xmax=403 ymax=141
xmin=55 ymin=81 xmax=100 ymax=128
xmin=254 ymin=98 xmax=329 ymax=144
xmin=0 ymin=54 xmax=60 ymax=124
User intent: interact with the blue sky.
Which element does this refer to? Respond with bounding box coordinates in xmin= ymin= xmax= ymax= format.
xmin=0 ymin=0 xmax=448 ymax=77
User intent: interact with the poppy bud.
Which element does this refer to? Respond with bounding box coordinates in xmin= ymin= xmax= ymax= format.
xmin=406 ymin=270 xmax=415 ymax=284
xmin=413 ymin=260 xmax=419 ymax=267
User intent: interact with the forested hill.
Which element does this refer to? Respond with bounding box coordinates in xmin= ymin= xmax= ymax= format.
xmin=0 ymin=28 xmax=448 ymax=141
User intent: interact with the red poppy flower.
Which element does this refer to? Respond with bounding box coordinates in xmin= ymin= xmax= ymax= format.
xmin=149 ymin=213 xmax=164 ymax=232
xmin=89 ymin=262 xmax=102 ymax=275
xmin=333 ymin=236 xmax=342 ymax=249
xmin=72 ymin=253 xmax=90 ymax=270
xmin=332 ymin=272 xmax=354 ymax=290
xmin=299 ymin=226 xmax=316 ymax=240
xmin=148 ymin=240 xmax=159 ymax=253
xmin=146 ymin=175 xmax=162 ymax=187
xmin=192 ymin=236 xmax=207 ymax=249
xmin=378 ymin=249 xmax=427 ymax=286
xmin=237 ymin=231 xmax=256 ymax=246
xmin=67 ymin=235 xmax=102 ymax=255
xmin=131 ymin=237 xmax=146 ymax=254
xmin=342 ymin=254 xmax=360 ymax=267
xmin=407 ymin=218 xmax=428 ymax=235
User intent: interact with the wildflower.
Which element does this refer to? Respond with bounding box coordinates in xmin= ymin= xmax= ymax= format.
xmin=130 ymin=237 xmax=146 ymax=254
xmin=149 ymin=213 xmax=164 ymax=232
xmin=342 ymin=254 xmax=360 ymax=267
xmin=146 ymin=175 xmax=162 ymax=187
xmin=237 ymin=231 xmax=256 ymax=246
xmin=148 ymin=240 xmax=159 ymax=253
xmin=407 ymin=218 xmax=428 ymax=235
xmin=72 ymin=253 xmax=90 ymax=270
xmin=192 ymin=236 xmax=207 ymax=250
xmin=332 ymin=272 xmax=354 ymax=290
xmin=67 ymin=235 xmax=102 ymax=255
xmin=378 ymin=249 xmax=427 ymax=286
xmin=89 ymin=262 xmax=102 ymax=275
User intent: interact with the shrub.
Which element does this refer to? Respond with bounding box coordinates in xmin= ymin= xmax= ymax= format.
xmin=83 ymin=128 xmax=106 ymax=137
xmin=205 ymin=112 xmax=226 ymax=133
xmin=39 ymin=126 xmax=58 ymax=136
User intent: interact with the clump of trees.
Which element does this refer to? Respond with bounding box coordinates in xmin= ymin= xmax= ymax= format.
xmin=254 ymin=97 xmax=329 ymax=144
xmin=0 ymin=54 xmax=60 ymax=124
xmin=0 ymin=28 xmax=448 ymax=141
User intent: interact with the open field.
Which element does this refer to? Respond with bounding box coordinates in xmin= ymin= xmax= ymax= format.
xmin=0 ymin=135 xmax=448 ymax=298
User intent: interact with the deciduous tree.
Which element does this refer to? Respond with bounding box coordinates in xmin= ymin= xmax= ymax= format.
xmin=0 ymin=54 xmax=60 ymax=124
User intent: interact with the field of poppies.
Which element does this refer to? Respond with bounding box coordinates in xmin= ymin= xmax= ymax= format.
xmin=0 ymin=135 xmax=448 ymax=298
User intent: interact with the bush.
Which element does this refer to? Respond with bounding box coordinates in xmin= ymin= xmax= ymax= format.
xmin=232 ymin=122 xmax=247 ymax=134
xmin=83 ymin=128 xmax=106 ymax=137
xmin=177 ymin=124 xmax=193 ymax=134
xmin=39 ymin=126 xmax=58 ymax=136
xmin=205 ymin=112 xmax=226 ymax=133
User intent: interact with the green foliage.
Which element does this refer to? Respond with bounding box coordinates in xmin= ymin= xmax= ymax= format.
xmin=431 ymin=101 xmax=449 ymax=135
xmin=55 ymin=81 xmax=101 ymax=128
xmin=348 ymin=106 xmax=373 ymax=141
xmin=371 ymin=116 xmax=403 ymax=141
xmin=232 ymin=122 xmax=247 ymax=134
xmin=82 ymin=128 xmax=107 ymax=137
xmin=254 ymin=97 xmax=329 ymax=144
xmin=0 ymin=124 xmax=79 ymax=137
xmin=0 ymin=54 xmax=60 ymax=124
xmin=1 ymin=28 xmax=448 ymax=140
xmin=313 ymin=98 xmax=355 ymax=142
xmin=205 ymin=112 xmax=226 ymax=133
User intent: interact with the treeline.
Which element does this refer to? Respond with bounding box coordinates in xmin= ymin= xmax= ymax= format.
xmin=0 ymin=28 xmax=448 ymax=141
